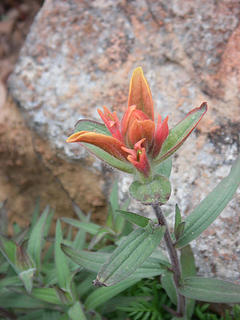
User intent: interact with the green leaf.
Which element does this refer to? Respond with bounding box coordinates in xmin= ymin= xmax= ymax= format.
xmin=110 ymin=181 xmax=125 ymax=234
xmin=161 ymin=272 xmax=177 ymax=306
xmin=85 ymin=277 xmax=139 ymax=310
xmin=73 ymin=229 xmax=86 ymax=250
xmin=174 ymin=205 xmax=181 ymax=234
xmin=0 ymin=292 xmax=47 ymax=308
xmin=83 ymin=143 xmax=134 ymax=173
xmin=116 ymin=210 xmax=150 ymax=227
xmin=68 ymin=301 xmax=87 ymax=320
xmin=77 ymin=273 xmax=96 ymax=296
xmin=0 ymin=275 xmax=22 ymax=289
xmin=72 ymin=202 xmax=87 ymax=222
xmin=110 ymin=180 xmax=119 ymax=212
xmin=175 ymin=222 xmax=185 ymax=242
xmin=61 ymin=244 xmax=109 ymax=273
xmin=0 ymin=236 xmax=18 ymax=269
xmin=173 ymin=205 xmax=185 ymax=241
xmin=179 ymin=277 xmax=240 ymax=303
xmin=176 ymin=155 xmax=240 ymax=248
xmin=16 ymin=243 xmax=35 ymax=271
xmin=27 ymin=206 xmax=50 ymax=270
xmin=55 ymin=220 xmax=72 ymax=291
xmin=134 ymin=259 xmax=167 ymax=279
xmin=18 ymin=310 xmax=46 ymax=320
xmin=150 ymin=248 xmax=170 ymax=268
xmin=61 ymin=218 xmax=101 ymax=235
xmin=180 ymin=245 xmax=196 ymax=279
xmin=55 ymin=287 xmax=73 ymax=305
xmin=130 ymin=175 xmax=171 ymax=205
xmin=154 ymin=157 xmax=172 ymax=178
xmin=0 ymin=237 xmax=35 ymax=293
xmin=180 ymin=245 xmax=196 ymax=319
xmin=75 ymin=119 xmax=110 ymax=136
xmin=95 ymin=225 xmax=165 ymax=286
xmin=155 ymin=102 xmax=207 ymax=164
xmin=72 ymin=212 xmax=90 ymax=250
xmin=29 ymin=198 xmax=40 ymax=234
xmin=74 ymin=119 xmax=134 ymax=174
xmin=19 ymin=268 xmax=35 ymax=293
xmin=62 ymin=244 xmax=167 ymax=279
xmin=31 ymin=288 xmax=61 ymax=305
xmin=106 ymin=204 xmax=114 ymax=229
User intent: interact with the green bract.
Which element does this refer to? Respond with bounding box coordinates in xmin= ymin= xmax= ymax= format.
xmin=129 ymin=174 xmax=171 ymax=205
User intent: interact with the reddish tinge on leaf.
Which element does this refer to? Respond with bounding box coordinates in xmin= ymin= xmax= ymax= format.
xmin=67 ymin=67 xmax=207 ymax=178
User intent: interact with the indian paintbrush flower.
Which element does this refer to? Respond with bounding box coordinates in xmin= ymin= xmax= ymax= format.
xmin=67 ymin=67 xmax=207 ymax=182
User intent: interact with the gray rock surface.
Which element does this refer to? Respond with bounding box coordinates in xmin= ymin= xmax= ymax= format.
xmin=8 ymin=0 xmax=240 ymax=280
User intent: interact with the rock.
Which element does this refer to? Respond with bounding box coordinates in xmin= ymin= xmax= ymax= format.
xmin=8 ymin=0 xmax=240 ymax=281
xmin=0 ymin=97 xmax=106 ymax=234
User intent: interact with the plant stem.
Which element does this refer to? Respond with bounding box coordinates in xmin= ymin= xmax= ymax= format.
xmin=152 ymin=204 xmax=185 ymax=317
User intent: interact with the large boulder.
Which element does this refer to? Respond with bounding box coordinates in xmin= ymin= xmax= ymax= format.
xmin=7 ymin=0 xmax=240 ymax=280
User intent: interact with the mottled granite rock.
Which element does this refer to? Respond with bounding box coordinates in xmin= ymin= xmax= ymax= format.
xmin=8 ymin=0 xmax=240 ymax=280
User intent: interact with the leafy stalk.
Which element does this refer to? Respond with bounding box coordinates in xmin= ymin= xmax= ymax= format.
xmin=152 ymin=204 xmax=185 ymax=317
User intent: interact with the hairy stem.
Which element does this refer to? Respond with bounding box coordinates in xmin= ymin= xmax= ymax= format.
xmin=153 ymin=204 xmax=185 ymax=316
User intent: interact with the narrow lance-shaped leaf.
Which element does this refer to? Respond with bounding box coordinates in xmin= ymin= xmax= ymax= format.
xmin=72 ymin=211 xmax=90 ymax=250
xmin=174 ymin=204 xmax=181 ymax=233
xmin=0 ymin=236 xmax=18 ymax=269
xmin=85 ymin=277 xmax=139 ymax=310
xmin=0 ymin=276 xmax=22 ymax=289
xmin=176 ymin=155 xmax=240 ymax=248
xmin=29 ymin=198 xmax=40 ymax=234
xmin=16 ymin=243 xmax=36 ymax=293
xmin=116 ymin=210 xmax=150 ymax=227
xmin=68 ymin=301 xmax=87 ymax=320
xmin=18 ymin=268 xmax=35 ymax=294
xmin=0 ymin=292 xmax=48 ymax=309
xmin=105 ymin=181 xmax=116 ymax=230
xmin=179 ymin=277 xmax=240 ymax=303
xmin=61 ymin=244 xmax=109 ymax=273
xmin=61 ymin=217 xmax=101 ymax=235
xmin=82 ymin=143 xmax=134 ymax=173
xmin=155 ymin=102 xmax=207 ymax=164
xmin=95 ymin=224 xmax=165 ymax=286
xmin=110 ymin=180 xmax=119 ymax=213
xmin=87 ymin=228 xmax=113 ymax=251
xmin=74 ymin=119 xmax=111 ymax=136
xmin=0 ymin=237 xmax=35 ymax=293
xmin=180 ymin=245 xmax=196 ymax=319
xmin=175 ymin=222 xmax=185 ymax=242
xmin=110 ymin=181 xmax=125 ymax=234
xmin=31 ymin=288 xmax=62 ymax=305
xmin=180 ymin=245 xmax=196 ymax=279
xmin=106 ymin=204 xmax=114 ymax=229
xmin=71 ymin=120 xmax=133 ymax=173
xmin=72 ymin=202 xmax=87 ymax=222
xmin=55 ymin=220 xmax=72 ymax=291
xmin=174 ymin=204 xmax=185 ymax=241
xmin=161 ymin=272 xmax=177 ymax=306
xmin=154 ymin=157 xmax=172 ymax=178
xmin=27 ymin=206 xmax=50 ymax=271
xmin=61 ymin=244 xmax=167 ymax=279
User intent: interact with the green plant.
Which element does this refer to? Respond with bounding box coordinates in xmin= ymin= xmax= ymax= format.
xmin=0 ymin=67 xmax=239 ymax=320
xmin=65 ymin=67 xmax=240 ymax=319
xmin=0 ymin=184 xmax=239 ymax=319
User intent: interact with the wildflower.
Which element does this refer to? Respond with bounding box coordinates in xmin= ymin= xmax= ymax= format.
xmin=67 ymin=67 xmax=207 ymax=179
